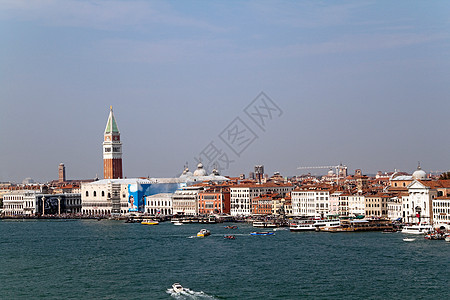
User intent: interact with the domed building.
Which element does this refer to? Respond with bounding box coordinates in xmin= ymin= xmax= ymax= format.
xmin=193 ymin=162 xmax=207 ymax=177
xmin=412 ymin=164 xmax=427 ymax=180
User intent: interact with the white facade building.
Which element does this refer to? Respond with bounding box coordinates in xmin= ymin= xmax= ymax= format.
xmin=291 ymin=188 xmax=330 ymax=217
xmin=348 ymin=194 xmax=365 ymax=217
xmin=230 ymin=183 xmax=293 ymax=216
xmin=145 ymin=193 xmax=173 ymax=215
xmin=404 ymin=180 xmax=435 ymax=224
xmin=172 ymin=186 xmax=204 ymax=216
xmin=387 ymin=196 xmax=403 ymax=221
xmin=81 ymin=178 xmax=151 ymax=215
xmin=3 ymin=190 xmax=81 ymax=215
xmin=433 ymin=197 xmax=450 ymax=227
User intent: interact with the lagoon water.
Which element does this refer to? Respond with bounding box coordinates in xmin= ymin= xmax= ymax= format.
xmin=1 ymin=219 xmax=448 ymax=299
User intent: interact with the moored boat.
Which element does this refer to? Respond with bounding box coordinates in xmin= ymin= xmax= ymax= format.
xmin=253 ymin=221 xmax=277 ymax=228
xmin=401 ymin=224 xmax=433 ymax=235
xmin=290 ymin=219 xmax=340 ymax=232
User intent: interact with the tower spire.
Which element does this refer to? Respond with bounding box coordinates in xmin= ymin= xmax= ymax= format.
xmin=103 ymin=106 xmax=123 ymax=179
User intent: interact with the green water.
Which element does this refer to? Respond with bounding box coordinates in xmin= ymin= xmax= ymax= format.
xmin=0 ymin=219 xmax=448 ymax=299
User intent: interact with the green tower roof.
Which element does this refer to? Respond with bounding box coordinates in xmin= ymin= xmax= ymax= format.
xmin=105 ymin=106 xmax=120 ymax=134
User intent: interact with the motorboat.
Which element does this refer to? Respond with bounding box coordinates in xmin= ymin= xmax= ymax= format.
xmin=224 ymin=235 xmax=236 ymax=239
xmin=173 ymin=221 xmax=183 ymax=226
xmin=224 ymin=225 xmax=238 ymax=229
xmin=401 ymin=224 xmax=433 ymax=235
xmin=197 ymin=229 xmax=211 ymax=237
xmin=172 ymin=283 xmax=183 ymax=293
xmin=250 ymin=232 xmax=274 ymax=236
xmin=141 ymin=220 xmax=159 ymax=225
xmin=445 ymin=235 xmax=450 ymax=242
xmin=403 ymin=238 xmax=416 ymax=242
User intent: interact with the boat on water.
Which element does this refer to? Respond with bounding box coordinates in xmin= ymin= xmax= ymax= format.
xmin=290 ymin=219 xmax=340 ymax=232
xmin=403 ymin=238 xmax=416 ymax=242
xmin=224 ymin=225 xmax=238 ymax=229
xmin=224 ymin=235 xmax=236 ymax=239
xmin=250 ymin=232 xmax=274 ymax=236
xmin=401 ymin=224 xmax=433 ymax=235
xmin=197 ymin=229 xmax=211 ymax=237
xmin=319 ymin=219 xmax=393 ymax=232
xmin=173 ymin=221 xmax=183 ymax=226
xmin=252 ymin=221 xmax=277 ymax=228
xmin=172 ymin=283 xmax=183 ymax=293
xmin=141 ymin=220 xmax=159 ymax=225
xmin=445 ymin=235 xmax=450 ymax=242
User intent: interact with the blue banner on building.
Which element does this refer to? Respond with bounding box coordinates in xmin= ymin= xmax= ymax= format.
xmin=128 ymin=184 xmax=151 ymax=212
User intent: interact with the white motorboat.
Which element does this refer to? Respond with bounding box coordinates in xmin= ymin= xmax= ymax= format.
xmin=290 ymin=219 xmax=340 ymax=231
xmin=401 ymin=224 xmax=433 ymax=235
xmin=403 ymin=238 xmax=415 ymax=242
xmin=172 ymin=283 xmax=183 ymax=293
xmin=173 ymin=221 xmax=183 ymax=226
xmin=445 ymin=235 xmax=450 ymax=242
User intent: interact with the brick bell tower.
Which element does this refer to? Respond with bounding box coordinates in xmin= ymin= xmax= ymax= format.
xmin=103 ymin=106 xmax=123 ymax=179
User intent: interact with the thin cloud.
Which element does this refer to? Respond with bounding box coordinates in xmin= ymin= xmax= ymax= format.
xmin=0 ymin=0 xmax=227 ymax=32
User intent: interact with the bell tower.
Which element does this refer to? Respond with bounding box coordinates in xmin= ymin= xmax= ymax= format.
xmin=103 ymin=106 xmax=123 ymax=179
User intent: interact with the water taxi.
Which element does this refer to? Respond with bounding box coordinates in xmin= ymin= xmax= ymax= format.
xmin=172 ymin=283 xmax=183 ymax=293
xmin=250 ymin=231 xmax=274 ymax=236
xmin=197 ymin=229 xmax=211 ymax=237
xmin=141 ymin=220 xmax=159 ymax=225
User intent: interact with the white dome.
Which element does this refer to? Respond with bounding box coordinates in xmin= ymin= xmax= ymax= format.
xmin=193 ymin=163 xmax=207 ymax=176
xmin=412 ymin=166 xmax=426 ymax=180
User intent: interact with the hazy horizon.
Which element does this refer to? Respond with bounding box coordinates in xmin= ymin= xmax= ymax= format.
xmin=1 ymin=1 xmax=450 ymax=183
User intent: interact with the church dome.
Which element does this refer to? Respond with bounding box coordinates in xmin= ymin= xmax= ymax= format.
xmin=412 ymin=165 xmax=426 ymax=180
xmin=193 ymin=162 xmax=207 ymax=176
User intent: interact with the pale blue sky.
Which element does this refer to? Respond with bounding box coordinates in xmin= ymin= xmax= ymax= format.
xmin=1 ymin=0 xmax=450 ymax=182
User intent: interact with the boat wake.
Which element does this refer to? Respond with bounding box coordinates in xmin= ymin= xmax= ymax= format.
xmin=166 ymin=287 xmax=217 ymax=299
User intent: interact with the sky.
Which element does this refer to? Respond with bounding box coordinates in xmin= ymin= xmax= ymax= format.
xmin=1 ymin=0 xmax=450 ymax=183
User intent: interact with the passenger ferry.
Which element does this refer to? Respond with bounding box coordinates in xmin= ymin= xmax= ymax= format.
xmin=252 ymin=221 xmax=277 ymax=228
xmin=290 ymin=219 xmax=340 ymax=232
xmin=401 ymin=224 xmax=433 ymax=235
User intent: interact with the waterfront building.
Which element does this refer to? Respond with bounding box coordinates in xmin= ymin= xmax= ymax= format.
xmin=145 ymin=193 xmax=173 ymax=215
xmin=347 ymin=193 xmax=366 ymax=217
xmin=387 ymin=195 xmax=404 ymax=221
xmin=252 ymin=193 xmax=281 ymax=215
xmin=3 ymin=190 xmax=81 ymax=215
xmin=329 ymin=191 xmax=342 ymax=216
xmin=230 ymin=183 xmax=293 ymax=216
xmin=172 ymin=186 xmax=204 ymax=216
xmin=364 ymin=193 xmax=389 ymax=218
xmin=198 ymin=186 xmax=230 ymax=215
xmin=432 ymin=196 xmax=450 ymax=226
xmin=291 ymin=187 xmax=330 ymax=218
xmin=272 ymin=194 xmax=292 ymax=216
xmin=403 ymin=179 xmax=450 ymax=224
xmin=103 ymin=106 xmax=123 ymax=179
xmin=337 ymin=192 xmax=350 ymax=217
xmin=81 ymin=178 xmax=151 ymax=215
